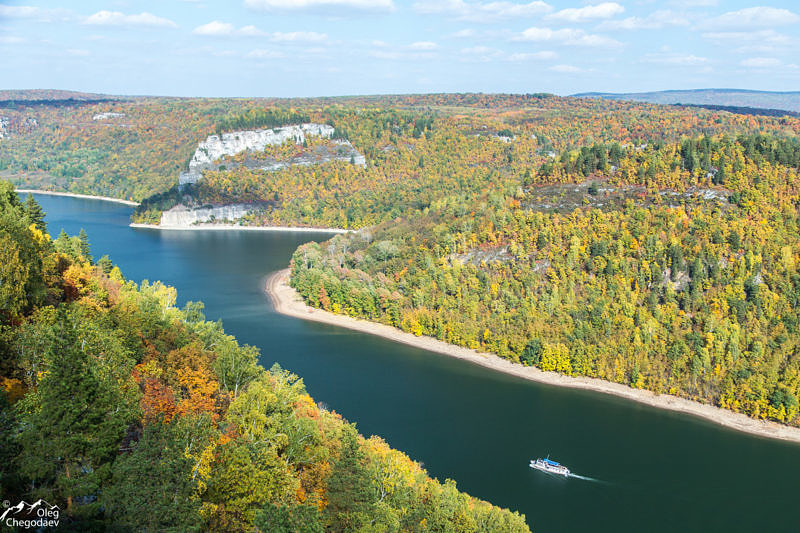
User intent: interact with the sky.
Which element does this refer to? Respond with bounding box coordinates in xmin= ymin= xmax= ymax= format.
xmin=0 ymin=0 xmax=798 ymax=97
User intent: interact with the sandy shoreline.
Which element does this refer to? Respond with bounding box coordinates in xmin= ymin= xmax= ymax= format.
xmin=265 ymin=268 xmax=800 ymax=444
xmin=17 ymin=189 xmax=140 ymax=206
xmin=130 ymin=223 xmax=349 ymax=233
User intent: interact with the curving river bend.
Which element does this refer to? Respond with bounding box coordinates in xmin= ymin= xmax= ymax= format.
xmin=35 ymin=194 xmax=800 ymax=533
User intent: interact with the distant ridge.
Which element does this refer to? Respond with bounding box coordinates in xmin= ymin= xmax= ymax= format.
xmin=573 ymin=89 xmax=800 ymax=114
xmin=0 ymin=89 xmax=125 ymax=101
xmin=0 ymin=89 xmax=127 ymax=109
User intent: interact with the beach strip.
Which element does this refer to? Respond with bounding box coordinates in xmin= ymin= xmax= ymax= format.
xmin=265 ymin=268 xmax=800 ymax=445
xmin=17 ymin=189 xmax=140 ymax=206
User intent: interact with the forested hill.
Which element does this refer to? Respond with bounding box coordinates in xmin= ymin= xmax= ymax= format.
xmin=289 ymin=133 xmax=800 ymax=427
xmin=2 ymin=91 xmax=797 ymax=209
xmin=575 ymin=89 xmax=800 ymax=114
xmin=132 ymin=93 xmax=799 ymax=227
xmin=0 ymin=182 xmax=529 ymax=532
xmin=0 ymin=89 xmax=123 ymax=102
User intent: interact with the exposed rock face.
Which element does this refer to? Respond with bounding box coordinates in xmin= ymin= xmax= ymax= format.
xmin=180 ymin=123 xmax=340 ymax=185
xmin=179 ymin=124 xmax=367 ymax=185
xmin=0 ymin=117 xmax=37 ymax=139
xmin=160 ymin=204 xmax=254 ymax=226
xmin=92 ymin=112 xmax=126 ymax=121
xmin=180 ymin=123 xmax=335 ymax=185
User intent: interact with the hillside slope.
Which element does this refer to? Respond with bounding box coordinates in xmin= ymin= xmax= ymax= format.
xmin=0 ymin=183 xmax=529 ymax=532
xmin=289 ymin=133 xmax=800 ymax=427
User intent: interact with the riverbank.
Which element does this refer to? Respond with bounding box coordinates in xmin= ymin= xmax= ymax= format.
xmin=131 ymin=223 xmax=349 ymax=233
xmin=17 ymin=189 xmax=140 ymax=206
xmin=265 ymin=268 xmax=800 ymax=444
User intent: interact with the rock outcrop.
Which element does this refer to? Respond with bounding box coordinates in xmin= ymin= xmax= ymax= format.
xmin=92 ymin=112 xmax=126 ymax=121
xmin=160 ymin=204 xmax=254 ymax=226
xmin=180 ymin=123 xmax=338 ymax=184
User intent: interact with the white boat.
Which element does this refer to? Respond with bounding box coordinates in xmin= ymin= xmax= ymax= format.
xmin=530 ymin=457 xmax=570 ymax=477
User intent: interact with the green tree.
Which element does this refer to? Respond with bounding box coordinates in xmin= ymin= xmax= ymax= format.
xmin=78 ymin=228 xmax=92 ymax=263
xmin=254 ymin=503 xmax=322 ymax=533
xmin=15 ymin=311 xmax=135 ymax=519
xmin=521 ymin=338 xmax=543 ymax=366
xmin=23 ymin=193 xmax=46 ymax=231
xmin=104 ymin=422 xmax=202 ymax=532
xmin=212 ymin=341 xmax=260 ymax=399
xmin=325 ymin=424 xmax=375 ymax=532
xmin=97 ymin=255 xmax=113 ymax=275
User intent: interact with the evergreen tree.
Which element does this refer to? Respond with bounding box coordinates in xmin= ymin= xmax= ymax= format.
xmin=325 ymin=424 xmax=375 ymax=532
xmin=16 ymin=311 xmax=134 ymax=519
xmin=103 ymin=422 xmax=202 ymax=532
xmin=23 ymin=194 xmax=46 ymax=231
xmin=255 ymin=503 xmax=322 ymax=533
xmin=78 ymin=228 xmax=92 ymax=263
xmin=97 ymin=255 xmax=113 ymax=275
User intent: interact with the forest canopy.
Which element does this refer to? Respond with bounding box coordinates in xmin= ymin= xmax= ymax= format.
xmin=0 ymin=182 xmax=529 ymax=532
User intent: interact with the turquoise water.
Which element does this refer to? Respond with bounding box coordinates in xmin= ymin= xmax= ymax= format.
xmin=35 ymin=194 xmax=800 ymax=532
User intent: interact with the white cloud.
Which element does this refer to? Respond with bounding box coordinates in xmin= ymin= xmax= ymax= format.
xmin=239 ymin=25 xmax=266 ymax=36
xmin=549 ymin=64 xmax=582 ymax=73
xmin=702 ymin=29 xmax=791 ymax=45
xmin=460 ymin=47 xmax=558 ymax=62
xmin=271 ymin=31 xmax=327 ymax=42
xmin=451 ymin=28 xmax=476 ymax=38
xmin=193 ymin=21 xmax=237 ymax=35
xmin=66 ymin=48 xmax=89 ymax=56
xmin=193 ymin=23 xmax=326 ymax=41
xmin=641 ymin=53 xmax=708 ymax=66
xmin=0 ymin=36 xmax=25 ymax=44
xmin=598 ymin=10 xmax=688 ymax=31
xmin=192 ymin=22 xmax=268 ymax=37
xmin=413 ymin=1 xmax=552 ymax=22
xmin=740 ymin=57 xmax=782 ymax=68
xmin=246 ymin=49 xmax=285 ymax=58
xmin=84 ymin=11 xmax=177 ymax=28
xmin=670 ymin=0 xmax=717 ymax=6
xmin=706 ymin=6 xmax=799 ymax=29
xmin=703 ymin=29 xmax=794 ymax=54
xmin=245 ymin=0 xmax=395 ymax=12
xmin=546 ymin=2 xmax=623 ymax=23
xmin=507 ymin=50 xmax=557 ymax=61
xmin=409 ymin=41 xmax=438 ymax=50
xmin=515 ymin=27 xmax=622 ymax=47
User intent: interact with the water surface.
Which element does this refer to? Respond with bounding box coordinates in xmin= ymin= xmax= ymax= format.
xmin=35 ymin=194 xmax=800 ymax=533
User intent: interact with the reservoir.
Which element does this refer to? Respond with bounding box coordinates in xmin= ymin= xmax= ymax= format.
xmin=34 ymin=194 xmax=800 ymax=533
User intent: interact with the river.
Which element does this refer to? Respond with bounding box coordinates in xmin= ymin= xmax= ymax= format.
xmin=33 ymin=194 xmax=800 ymax=532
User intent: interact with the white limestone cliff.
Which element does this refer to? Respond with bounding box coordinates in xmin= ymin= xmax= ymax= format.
xmin=92 ymin=112 xmax=126 ymax=121
xmin=190 ymin=123 xmax=335 ymax=169
xmin=160 ymin=204 xmax=253 ymax=227
xmin=180 ymin=123 xmax=339 ymax=185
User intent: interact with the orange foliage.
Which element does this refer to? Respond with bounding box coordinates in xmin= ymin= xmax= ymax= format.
xmin=140 ymin=378 xmax=177 ymax=424
xmin=176 ymin=367 xmax=220 ymax=423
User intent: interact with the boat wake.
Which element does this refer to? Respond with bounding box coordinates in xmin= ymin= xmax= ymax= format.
xmin=568 ymin=473 xmax=605 ymax=483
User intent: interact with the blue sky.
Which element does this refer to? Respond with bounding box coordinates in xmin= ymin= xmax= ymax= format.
xmin=0 ymin=0 xmax=798 ymax=97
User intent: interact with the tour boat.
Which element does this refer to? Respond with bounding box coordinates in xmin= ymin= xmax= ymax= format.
xmin=529 ymin=457 xmax=570 ymax=477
